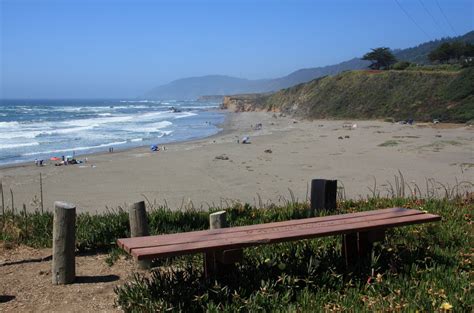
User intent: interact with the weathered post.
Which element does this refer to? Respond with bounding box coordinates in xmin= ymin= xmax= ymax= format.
xmin=52 ymin=201 xmax=76 ymax=285
xmin=205 ymin=211 xmax=226 ymax=277
xmin=128 ymin=201 xmax=151 ymax=269
xmin=209 ymin=210 xmax=227 ymax=230
xmin=310 ymin=179 xmax=337 ymax=216
xmin=205 ymin=211 xmax=242 ymax=277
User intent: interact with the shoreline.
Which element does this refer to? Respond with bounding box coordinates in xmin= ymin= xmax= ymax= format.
xmin=0 ymin=109 xmax=232 ymax=170
xmin=0 ymin=111 xmax=472 ymax=213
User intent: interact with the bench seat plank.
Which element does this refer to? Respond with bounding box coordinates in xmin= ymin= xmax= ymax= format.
xmin=118 ymin=208 xmax=426 ymax=253
xmin=118 ymin=208 xmax=422 ymax=252
xmin=117 ymin=209 xmax=440 ymax=260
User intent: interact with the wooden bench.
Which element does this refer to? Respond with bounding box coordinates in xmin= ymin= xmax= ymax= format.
xmin=117 ymin=207 xmax=440 ymax=276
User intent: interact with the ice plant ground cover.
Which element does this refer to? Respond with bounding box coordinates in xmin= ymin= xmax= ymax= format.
xmin=1 ymin=195 xmax=472 ymax=311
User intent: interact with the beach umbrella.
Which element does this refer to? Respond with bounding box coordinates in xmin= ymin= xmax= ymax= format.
xmin=50 ymin=157 xmax=60 ymax=161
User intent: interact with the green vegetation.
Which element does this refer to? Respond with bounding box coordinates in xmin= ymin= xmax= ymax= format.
xmin=428 ymin=41 xmax=474 ymax=64
xmin=392 ymin=61 xmax=411 ymax=71
xmin=255 ymin=67 xmax=474 ymax=123
xmin=114 ymin=198 xmax=472 ymax=312
xmin=362 ymin=47 xmax=397 ymax=70
xmin=1 ymin=188 xmax=472 ymax=311
xmin=378 ymin=140 xmax=401 ymax=147
xmin=393 ymin=30 xmax=474 ymax=64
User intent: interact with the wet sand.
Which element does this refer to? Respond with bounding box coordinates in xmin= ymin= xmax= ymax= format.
xmin=0 ymin=112 xmax=472 ymax=213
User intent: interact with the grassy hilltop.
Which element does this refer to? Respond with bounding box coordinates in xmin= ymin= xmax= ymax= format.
xmin=226 ymin=67 xmax=474 ymax=123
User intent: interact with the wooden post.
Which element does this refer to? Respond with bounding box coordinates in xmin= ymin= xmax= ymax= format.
xmin=52 ymin=201 xmax=76 ymax=285
xmin=40 ymin=173 xmax=44 ymax=213
xmin=128 ymin=201 xmax=150 ymax=269
xmin=209 ymin=210 xmax=227 ymax=230
xmin=205 ymin=211 xmax=226 ymax=277
xmin=205 ymin=211 xmax=242 ymax=277
xmin=310 ymin=179 xmax=337 ymax=216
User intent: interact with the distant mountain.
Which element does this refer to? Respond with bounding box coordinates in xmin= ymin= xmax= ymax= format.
xmin=144 ymin=58 xmax=369 ymax=100
xmin=145 ymin=30 xmax=474 ymax=100
xmin=144 ymin=75 xmax=270 ymax=100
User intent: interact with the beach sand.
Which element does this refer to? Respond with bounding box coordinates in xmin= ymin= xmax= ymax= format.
xmin=0 ymin=112 xmax=472 ymax=213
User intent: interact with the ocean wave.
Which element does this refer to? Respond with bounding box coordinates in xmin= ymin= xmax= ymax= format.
xmin=62 ymin=115 xmax=134 ymax=127
xmin=0 ymin=121 xmax=20 ymax=128
xmin=182 ymin=105 xmax=219 ymax=109
xmin=0 ymin=142 xmax=40 ymax=149
xmin=174 ymin=112 xmax=198 ymax=119
xmin=22 ymin=141 xmax=128 ymax=156
xmin=122 ymin=121 xmax=173 ymax=133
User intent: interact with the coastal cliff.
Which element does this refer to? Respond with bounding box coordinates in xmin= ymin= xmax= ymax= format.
xmin=221 ymin=94 xmax=274 ymax=112
xmin=222 ymin=68 xmax=474 ymax=123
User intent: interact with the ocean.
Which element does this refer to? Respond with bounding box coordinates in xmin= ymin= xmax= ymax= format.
xmin=0 ymin=99 xmax=225 ymax=166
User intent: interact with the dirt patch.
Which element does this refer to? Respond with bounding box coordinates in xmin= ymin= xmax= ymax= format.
xmin=0 ymin=244 xmax=138 ymax=312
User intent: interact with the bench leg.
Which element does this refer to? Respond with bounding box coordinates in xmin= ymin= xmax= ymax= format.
xmin=342 ymin=230 xmax=386 ymax=267
xmin=342 ymin=233 xmax=358 ymax=267
xmin=204 ymin=252 xmax=216 ymax=278
xmin=357 ymin=231 xmax=373 ymax=259
xmin=205 ymin=249 xmax=243 ymax=278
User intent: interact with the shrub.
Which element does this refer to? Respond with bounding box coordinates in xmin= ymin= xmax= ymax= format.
xmin=392 ymin=61 xmax=411 ymax=70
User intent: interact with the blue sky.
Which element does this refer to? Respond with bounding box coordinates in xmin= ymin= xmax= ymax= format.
xmin=1 ymin=0 xmax=472 ymax=98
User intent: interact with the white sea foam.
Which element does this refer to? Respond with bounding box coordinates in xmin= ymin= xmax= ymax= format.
xmin=122 ymin=121 xmax=173 ymax=133
xmin=174 ymin=112 xmax=197 ymax=119
xmin=182 ymin=105 xmax=219 ymax=109
xmin=22 ymin=141 xmax=128 ymax=156
xmin=0 ymin=121 xmax=20 ymax=128
xmin=0 ymin=142 xmax=40 ymax=149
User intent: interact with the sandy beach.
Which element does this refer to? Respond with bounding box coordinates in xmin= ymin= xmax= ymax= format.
xmin=0 ymin=111 xmax=472 ymax=213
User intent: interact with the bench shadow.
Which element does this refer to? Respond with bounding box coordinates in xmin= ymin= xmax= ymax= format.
xmin=0 ymin=295 xmax=15 ymax=303
xmin=75 ymin=274 xmax=120 ymax=284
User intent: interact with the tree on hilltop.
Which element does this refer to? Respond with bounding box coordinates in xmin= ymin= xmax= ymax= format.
xmin=362 ymin=47 xmax=397 ymax=70
xmin=428 ymin=41 xmax=474 ymax=64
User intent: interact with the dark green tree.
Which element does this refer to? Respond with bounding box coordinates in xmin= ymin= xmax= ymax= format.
xmin=429 ymin=41 xmax=474 ymax=64
xmin=362 ymin=47 xmax=397 ymax=70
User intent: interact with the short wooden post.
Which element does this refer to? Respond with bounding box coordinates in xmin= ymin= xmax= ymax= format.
xmin=128 ymin=201 xmax=151 ymax=269
xmin=310 ymin=179 xmax=337 ymax=216
xmin=52 ymin=201 xmax=76 ymax=285
xmin=205 ymin=211 xmax=225 ymax=277
xmin=209 ymin=210 xmax=227 ymax=230
xmin=205 ymin=211 xmax=241 ymax=278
